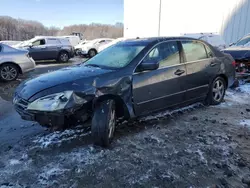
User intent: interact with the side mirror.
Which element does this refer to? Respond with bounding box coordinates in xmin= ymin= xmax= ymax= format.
xmin=229 ymin=43 xmax=235 ymax=47
xmin=137 ymin=60 xmax=159 ymax=72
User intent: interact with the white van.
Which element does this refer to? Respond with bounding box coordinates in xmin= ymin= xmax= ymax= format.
xmin=60 ymin=36 xmax=81 ymax=47
xmin=183 ymin=33 xmax=227 ymax=50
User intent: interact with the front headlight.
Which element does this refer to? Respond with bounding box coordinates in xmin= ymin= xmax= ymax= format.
xmin=27 ymin=91 xmax=88 ymax=112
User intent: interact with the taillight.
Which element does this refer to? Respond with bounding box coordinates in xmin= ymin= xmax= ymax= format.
xmin=232 ymin=61 xmax=236 ymax=67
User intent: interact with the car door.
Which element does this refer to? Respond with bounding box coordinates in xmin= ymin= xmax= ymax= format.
xmin=181 ymin=40 xmax=219 ymax=101
xmin=28 ymin=39 xmax=48 ymax=60
xmin=132 ymin=41 xmax=187 ymax=115
xmin=46 ymin=38 xmax=62 ymax=59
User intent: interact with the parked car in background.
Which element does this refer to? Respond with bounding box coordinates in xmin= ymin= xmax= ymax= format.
xmin=71 ymin=32 xmax=84 ymax=40
xmin=74 ymin=40 xmax=89 ymax=55
xmin=98 ymin=38 xmax=127 ymax=52
xmin=0 ymin=43 xmax=35 ymax=81
xmin=12 ymin=41 xmax=27 ymax=49
xmin=61 ymin=35 xmax=81 ymax=47
xmin=79 ymin=38 xmax=113 ymax=57
xmin=183 ymin=33 xmax=227 ymax=50
xmin=222 ymin=34 xmax=250 ymax=73
xmin=17 ymin=36 xmax=74 ymax=62
xmin=14 ymin=37 xmax=235 ymax=147
xmin=0 ymin=41 xmax=22 ymax=46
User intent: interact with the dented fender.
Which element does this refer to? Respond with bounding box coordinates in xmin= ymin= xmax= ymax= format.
xmin=89 ymin=75 xmax=135 ymax=118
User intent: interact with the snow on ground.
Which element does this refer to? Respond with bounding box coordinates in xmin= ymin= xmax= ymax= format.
xmin=236 ymin=83 xmax=250 ymax=93
xmin=240 ymin=119 xmax=250 ymax=128
xmin=33 ymin=128 xmax=90 ymax=148
xmin=0 ymin=83 xmax=250 ymax=187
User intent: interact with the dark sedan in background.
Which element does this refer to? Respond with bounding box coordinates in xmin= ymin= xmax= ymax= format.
xmin=13 ymin=37 xmax=235 ymax=147
xmin=222 ymin=34 xmax=250 ymax=73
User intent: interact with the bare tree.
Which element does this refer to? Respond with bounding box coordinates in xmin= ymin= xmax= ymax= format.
xmin=0 ymin=16 xmax=123 ymax=41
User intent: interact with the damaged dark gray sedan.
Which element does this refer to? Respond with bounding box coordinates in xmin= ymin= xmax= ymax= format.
xmin=13 ymin=37 xmax=236 ymax=147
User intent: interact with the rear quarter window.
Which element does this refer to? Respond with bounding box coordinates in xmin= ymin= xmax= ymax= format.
xmin=204 ymin=45 xmax=213 ymax=58
xmin=181 ymin=41 xmax=208 ymax=62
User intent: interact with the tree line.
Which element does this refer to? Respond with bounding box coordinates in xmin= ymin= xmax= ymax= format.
xmin=0 ymin=16 xmax=123 ymax=41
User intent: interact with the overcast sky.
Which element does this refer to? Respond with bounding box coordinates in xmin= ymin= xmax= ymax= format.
xmin=0 ymin=0 xmax=124 ymax=28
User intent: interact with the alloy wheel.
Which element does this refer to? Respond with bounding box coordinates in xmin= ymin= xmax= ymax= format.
xmin=1 ymin=65 xmax=17 ymax=81
xmin=108 ymin=107 xmax=116 ymax=139
xmin=89 ymin=50 xmax=96 ymax=57
xmin=212 ymin=80 xmax=225 ymax=102
xmin=60 ymin=53 xmax=68 ymax=62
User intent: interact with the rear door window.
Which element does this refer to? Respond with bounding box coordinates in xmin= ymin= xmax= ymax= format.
xmin=144 ymin=41 xmax=180 ymax=67
xmin=181 ymin=41 xmax=208 ymax=62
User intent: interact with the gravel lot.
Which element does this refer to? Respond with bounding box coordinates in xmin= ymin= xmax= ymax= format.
xmin=0 ymin=58 xmax=250 ymax=188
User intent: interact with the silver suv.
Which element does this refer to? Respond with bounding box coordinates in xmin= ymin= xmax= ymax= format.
xmin=18 ymin=37 xmax=74 ymax=62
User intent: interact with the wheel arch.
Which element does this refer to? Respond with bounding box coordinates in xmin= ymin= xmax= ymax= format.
xmin=217 ymin=74 xmax=228 ymax=88
xmin=0 ymin=62 xmax=22 ymax=74
xmin=93 ymin=94 xmax=130 ymax=119
xmin=58 ymin=50 xmax=69 ymax=56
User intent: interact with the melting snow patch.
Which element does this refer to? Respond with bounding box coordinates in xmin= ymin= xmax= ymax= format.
xmin=141 ymin=103 xmax=202 ymax=121
xmin=195 ymin=149 xmax=207 ymax=165
xmin=9 ymin=159 xmax=21 ymax=165
xmin=240 ymin=119 xmax=250 ymax=128
xmin=33 ymin=128 xmax=90 ymax=148
xmin=38 ymin=165 xmax=69 ymax=186
xmin=236 ymin=83 xmax=250 ymax=93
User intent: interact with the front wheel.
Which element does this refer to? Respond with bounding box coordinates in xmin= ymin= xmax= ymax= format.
xmin=206 ymin=77 xmax=226 ymax=105
xmin=58 ymin=51 xmax=69 ymax=63
xmin=91 ymin=100 xmax=116 ymax=147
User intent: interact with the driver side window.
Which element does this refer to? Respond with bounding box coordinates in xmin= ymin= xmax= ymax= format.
xmin=32 ymin=39 xmax=46 ymax=46
xmin=143 ymin=41 xmax=180 ymax=68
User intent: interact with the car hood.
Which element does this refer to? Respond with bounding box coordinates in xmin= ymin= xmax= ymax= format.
xmin=15 ymin=65 xmax=114 ymax=100
xmin=222 ymin=47 xmax=250 ymax=60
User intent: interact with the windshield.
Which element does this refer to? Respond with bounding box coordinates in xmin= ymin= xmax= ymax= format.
xmin=235 ymin=37 xmax=250 ymax=47
xmin=84 ymin=43 xmax=146 ymax=69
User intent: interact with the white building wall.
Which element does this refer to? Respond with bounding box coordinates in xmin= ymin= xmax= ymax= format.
xmin=124 ymin=0 xmax=250 ymax=45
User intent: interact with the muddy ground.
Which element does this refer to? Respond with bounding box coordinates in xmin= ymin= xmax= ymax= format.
xmin=0 ymin=61 xmax=250 ymax=187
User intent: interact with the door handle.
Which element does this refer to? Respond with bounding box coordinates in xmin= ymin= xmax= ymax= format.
xmin=174 ymin=69 xmax=185 ymax=76
xmin=210 ymin=62 xmax=217 ymax=67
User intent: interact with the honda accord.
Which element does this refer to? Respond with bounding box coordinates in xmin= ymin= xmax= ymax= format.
xmin=13 ymin=37 xmax=235 ymax=147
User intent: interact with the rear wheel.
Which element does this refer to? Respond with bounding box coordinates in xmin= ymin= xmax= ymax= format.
xmin=88 ymin=49 xmax=97 ymax=58
xmin=206 ymin=77 xmax=226 ymax=105
xmin=58 ymin=51 xmax=69 ymax=63
xmin=0 ymin=64 xmax=19 ymax=82
xmin=91 ymin=100 xmax=116 ymax=147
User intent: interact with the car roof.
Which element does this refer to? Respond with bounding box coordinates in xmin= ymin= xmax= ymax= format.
xmin=119 ymin=37 xmax=199 ymax=45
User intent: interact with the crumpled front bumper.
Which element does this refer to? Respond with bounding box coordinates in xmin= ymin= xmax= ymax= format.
xmin=13 ymin=92 xmax=93 ymax=124
xmin=13 ymin=95 xmax=35 ymax=121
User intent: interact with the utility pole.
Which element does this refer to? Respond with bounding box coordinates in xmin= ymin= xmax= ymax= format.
xmin=158 ymin=0 xmax=162 ymax=36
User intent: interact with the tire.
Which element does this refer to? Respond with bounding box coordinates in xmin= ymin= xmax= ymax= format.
xmin=206 ymin=77 xmax=226 ymax=105
xmin=88 ymin=49 xmax=97 ymax=58
xmin=58 ymin=51 xmax=69 ymax=63
xmin=91 ymin=100 xmax=116 ymax=147
xmin=0 ymin=64 xmax=19 ymax=82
